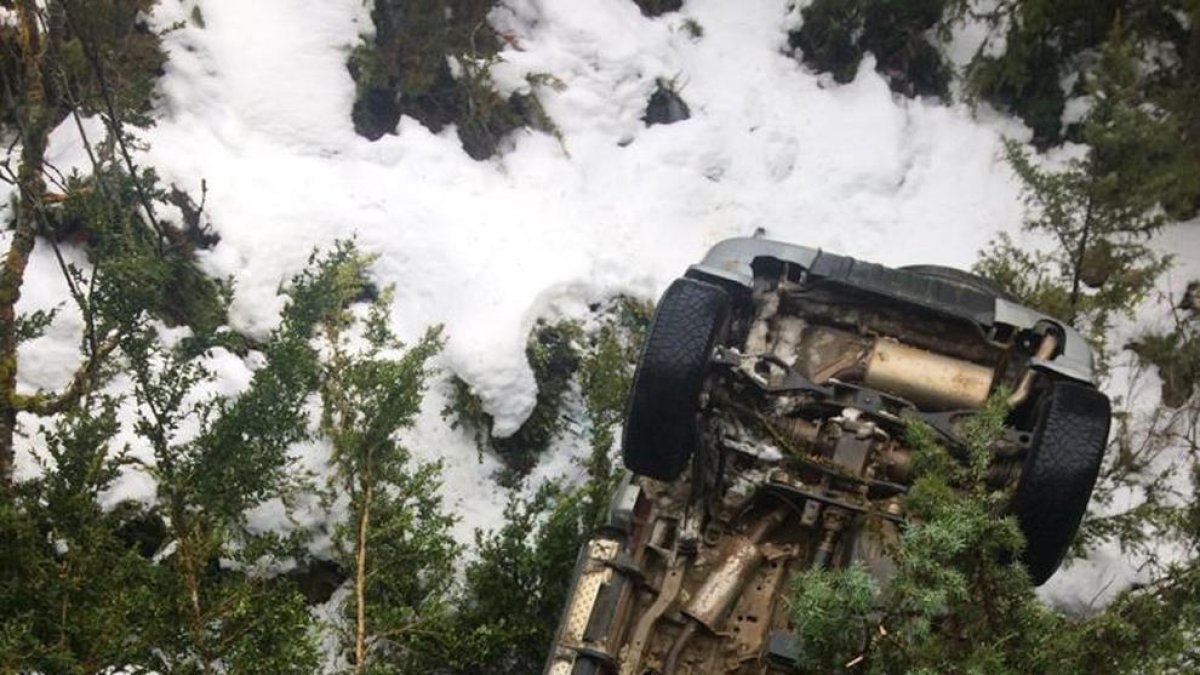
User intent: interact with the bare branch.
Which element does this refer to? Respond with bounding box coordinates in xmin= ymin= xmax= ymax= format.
xmin=14 ymin=332 xmax=120 ymax=416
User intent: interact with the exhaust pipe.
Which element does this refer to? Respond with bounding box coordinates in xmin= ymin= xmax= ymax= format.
xmin=662 ymin=507 xmax=788 ymax=675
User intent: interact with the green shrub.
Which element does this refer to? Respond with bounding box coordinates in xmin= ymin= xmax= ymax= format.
xmin=440 ymin=297 xmax=651 ymax=673
xmin=0 ymin=240 xmax=379 ymax=670
xmin=311 ymin=250 xmax=458 ymax=673
xmin=789 ymin=0 xmax=952 ymax=99
xmin=1 ymin=0 xmax=165 ymax=134
xmin=348 ymin=0 xmax=537 ymax=159
xmin=444 ymin=483 xmax=591 ymax=675
xmin=974 ymin=40 xmax=1186 ymax=368
xmin=787 ymin=396 xmax=1070 ymax=673
xmin=444 ymin=297 xmax=651 ymax=484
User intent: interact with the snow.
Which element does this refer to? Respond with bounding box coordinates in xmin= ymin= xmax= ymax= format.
xmin=3 ymin=0 xmax=1199 ymax=610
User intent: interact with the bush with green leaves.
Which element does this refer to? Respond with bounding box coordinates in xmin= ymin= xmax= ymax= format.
xmin=444 ymin=319 xmax=581 ymax=484
xmin=442 ymin=483 xmax=593 ymax=675
xmin=788 ymin=387 xmax=1200 ymax=673
xmin=442 ymin=297 xmax=651 ymax=674
xmin=445 ymin=297 xmax=651 ymax=485
xmin=0 ymin=400 xmax=157 ymax=672
xmin=789 ymin=0 xmax=1200 ymax=201
xmin=0 ymin=240 xmax=397 ymax=671
xmin=0 ymin=0 xmax=165 ymax=134
xmin=789 ymin=0 xmax=954 ymax=98
xmin=964 ymin=0 xmax=1199 ymax=156
xmin=311 ymin=245 xmax=458 ymax=674
xmin=1 ymin=0 xmax=234 ymax=497
xmin=975 ymin=41 xmax=1188 ymax=371
xmin=788 ymin=396 xmax=1061 ymax=673
xmin=348 ymin=0 xmax=541 ymax=159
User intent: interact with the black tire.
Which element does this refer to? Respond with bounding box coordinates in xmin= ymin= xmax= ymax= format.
xmin=1011 ymin=380 xmax=1111 ymax=585
xmin=622 ymin=278 xmax=730 ymax=481
xmin=901 ymin=264 xmax=1017 ymax=302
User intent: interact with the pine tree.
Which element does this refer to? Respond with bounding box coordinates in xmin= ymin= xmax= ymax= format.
xmin=310 ymin=243 xmax=457 ymax=674
xmin=975 ymin=39 xmax=1181 ymax=369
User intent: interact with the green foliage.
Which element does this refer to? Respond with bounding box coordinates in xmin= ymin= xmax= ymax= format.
xmin=443 ymin=319 xmax=583 ymax=482
xmin=789 ymin=0 xmax=953 ymax=98
xmin=1081 ymin=292 xmax=1200 ymax=559
xmin=444 ymin=297 xmax=651 ymax=485
xmin=447 ymin=483 xmax=594 ymax=675
xmin=788 ymin=395 xmax=1070 ymax=674
xmin=787 ymin=0 xmax=1200 ymax=206
xmin=139 ymin=557 xmax=321 ymax=675
xmin=1083 ymin=40 xmax=1200 ymax=222
xmin=0 ymin=0 xmax=165 ymax=133
xmin=58 ymin=164 xmax=230 ymax=337
xmin=965 ymin=24 xmax=1200 ymax=661
xmin=443 ymin=297 xmax=649 ymax=673
xmin=206 ymin=580 xmax=321 ymax=675
xmin=114 ymin=245 xmax=375 ymax=672
xmin=0 ymin=243 xmax=428 ymax=672
xmin=444 ymin=374 xmax=493 ymax=451
xmin=975 ymin=43 xmax=1187 ymax=367
xmin=15 ymin=307 xmax=59 ymax=344
xmin=792 ymin=326 xmax=1195 ymax=667
xmin=965 ymin=1 xmax=1197 ymax=152
xmin=312 ymin=244 xmax=458 ymax=673
xmin=348 ymin=0 xmax=536 ymax=159
xmin=789 ymin=563 xmax=879 ymax=671
xmin=578 ymin=297 xmax=652 ymax=496
xmin=0 ymin=400 xmax=158 ymax=672
xmin=872 ymin=398 xmax=1053 ymax=672
xmin=1056 ymin=453 xmax=1200 ymax=673
xmin=493 ymin=319 xmax=583 ymax=478
xmin=1128 ymin=312 xmax=1200 ymax=408
xmin=966 ymin=16 xmax=1076 ymax=147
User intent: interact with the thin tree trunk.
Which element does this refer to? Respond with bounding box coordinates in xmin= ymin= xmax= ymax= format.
xmin=178 ymin=522 xmax=215 ymax=675
xmin=0 ymin=0 xmax=50 ymax=485
xmin=1184 ymin=10 xmax=1200 ymax=184
xmin=354 ymin=479 xmax=374 ymax=674
xmin=1068 ymin=197 xmax=1094 ymax=323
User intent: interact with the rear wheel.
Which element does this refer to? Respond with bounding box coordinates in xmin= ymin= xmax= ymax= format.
xmin=1011 ymin=380 xmax=1111 ymax=585
xmin=622 ymin=278 xmax=730 ymax=481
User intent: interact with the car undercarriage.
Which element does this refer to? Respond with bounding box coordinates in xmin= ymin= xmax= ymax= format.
xmin=543 ymin=238 xmax=1111 ymax=675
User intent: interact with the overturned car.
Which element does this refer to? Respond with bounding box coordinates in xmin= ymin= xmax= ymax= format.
xmin=543 ymin=238 xmax=1111 ymax=675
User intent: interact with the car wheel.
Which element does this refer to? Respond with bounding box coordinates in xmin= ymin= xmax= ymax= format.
xmin=1011 ymin=380 xmax=1111 ymax=585
xmin=622 ymin=278 xmax=730 ymax=481
xmin=901 ymin=264 xmax=1016 ymax=302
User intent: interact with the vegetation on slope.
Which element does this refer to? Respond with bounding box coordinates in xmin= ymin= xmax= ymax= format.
xmin=2 ymin=0 xmax=1199 ymax=673
xmin=348 ymin=0 xmax=551 ymax=159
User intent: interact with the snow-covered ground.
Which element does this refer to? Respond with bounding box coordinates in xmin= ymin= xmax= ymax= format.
xmin=4 ymin=0 xmax=1199 ymax=608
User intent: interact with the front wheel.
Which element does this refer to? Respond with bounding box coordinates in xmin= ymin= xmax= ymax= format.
xmin=622 ymin=278 xmax=730 ymax=482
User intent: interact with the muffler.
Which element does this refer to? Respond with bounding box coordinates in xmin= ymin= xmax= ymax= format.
xmin=862 ymin=339 xmax=993 ymax=410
